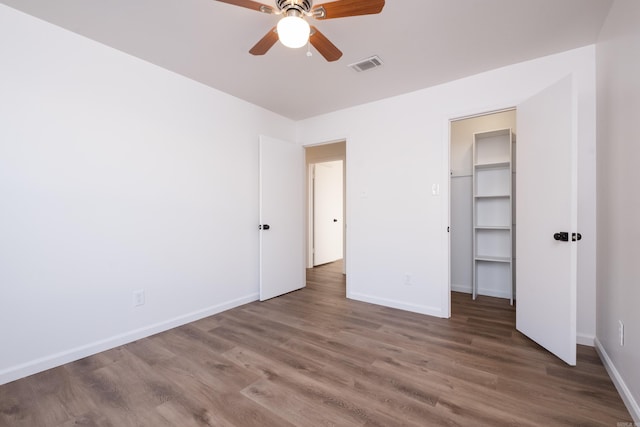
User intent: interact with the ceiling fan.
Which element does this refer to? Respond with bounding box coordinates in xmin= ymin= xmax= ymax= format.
xmin=215 ymin=0 xmax=385 ymax=62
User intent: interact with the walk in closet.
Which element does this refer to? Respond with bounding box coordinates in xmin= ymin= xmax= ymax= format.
xmin=450 ymin=111 xmax=516 ymax=303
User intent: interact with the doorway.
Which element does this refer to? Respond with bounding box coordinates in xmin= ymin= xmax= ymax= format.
xmin=447 ymin=77 xmax=578 ymax=366
xmin=313 ymin=160 xmax=343 ymax=266
xmin=449 ymin=109 xmax=516 ymax=301
xmin=305 ymin=141 xmax=346 ymax=274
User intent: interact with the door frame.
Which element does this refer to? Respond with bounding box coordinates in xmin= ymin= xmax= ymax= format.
xmin=304 ymin=140 xmax=347 ymax=276
xmin=443 ymin=79 xmax=580 ymax=365
xmin=448 ymin=108 xmax=517 ymax=302
xmin=443 ymin=105 xmax=517 ymax=319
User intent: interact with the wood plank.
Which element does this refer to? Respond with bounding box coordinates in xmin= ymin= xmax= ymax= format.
xmin=223 ymin=346 xmax=413 ymax=427
xmin=0 ymin=261 xmax=632 ymax=426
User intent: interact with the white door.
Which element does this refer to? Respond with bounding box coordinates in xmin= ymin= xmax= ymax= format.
xmin=259 ymin=135 xmax=305 ymax=301
xmin=516 ymin=76 xmax=578 ymax=365
xmin=313 ymin=160 xmax=344 ymax=266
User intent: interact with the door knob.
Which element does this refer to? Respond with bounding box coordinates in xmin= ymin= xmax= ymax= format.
xmin=554 ymin=232 xmax=582 ymax=242
xmin=554 ymin=232 xmax=569 ymax=241
xmin=333 ymin=219 xmax=338 ymax=222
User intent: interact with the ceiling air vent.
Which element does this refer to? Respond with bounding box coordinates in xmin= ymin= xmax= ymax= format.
xmin=348 ymin=55 xmax=383 ymax=72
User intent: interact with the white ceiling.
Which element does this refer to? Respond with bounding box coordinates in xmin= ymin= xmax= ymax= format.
xmin=1 ymin=0 xmax=613 ymax=120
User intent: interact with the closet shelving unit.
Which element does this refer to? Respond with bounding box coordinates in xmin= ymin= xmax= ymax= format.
xmin=472 ymin=129 xmax=514 ymax=304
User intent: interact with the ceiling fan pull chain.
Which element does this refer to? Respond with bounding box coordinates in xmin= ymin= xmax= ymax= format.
xmin=306 ymin=40 xmax=312 ymax=57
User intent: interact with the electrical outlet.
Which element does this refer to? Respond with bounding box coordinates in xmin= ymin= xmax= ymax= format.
xmin=133 ymin=289 xmax=145 ymax=307
xmin=619 ymin=320 xmax=624 ymax=346
xmin=404 ymin=274 xmax=412 ymax=286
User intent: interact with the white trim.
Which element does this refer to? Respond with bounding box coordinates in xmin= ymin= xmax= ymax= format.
xmin=450 ymin=107 xmax=518 ymax=123
xmin=451 ymin=284 xmax=472 ymax=294
xmin=302 ymin=138 xmax=349 ymax=277
xmin=307 ymin=163 xmax=315 ymax=268
xmin=475 ymin=288 xmax=513 ymax=300
xmin=442 ymin=114 xmax=452 ymax=319
xmin=0 ymin=293 xmax=258 ymax=386
xmin=576 ymin=333 xmax=594 ymax=347
xmin=348 ymin=291 xmax=444 ymax=318
xmin=444 ymin=107 xmax=518 ymax=320
xmin=594 ymin=337 xmax=640 ymax=424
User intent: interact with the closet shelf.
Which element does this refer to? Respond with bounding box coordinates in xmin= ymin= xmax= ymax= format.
xmin=474 ymin=194 xmax=510 ymax=199
xmin=474 ymin=161 xmax=510 ymax=170
xmin=472 ymin=128 xmax=514 ymax=305
xmin=475 ymin=255 xmax=511 ymax=263
xmin=475 ymin=225 xmax=510 ymax=230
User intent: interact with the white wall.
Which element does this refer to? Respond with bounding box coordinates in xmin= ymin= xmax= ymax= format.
xmin=595 ymin=0 xmax=640 ymax=421
xmin=0 ymin=5 xmax=295 ymax=385
xmin=297 ymin=46 xmax=597 ymax=342
xmin=0 ymin=2 xmax=605 ymax=387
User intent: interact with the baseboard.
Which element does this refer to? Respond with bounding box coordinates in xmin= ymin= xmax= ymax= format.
xmin=451 ymin=284 xmax=472 ymax=294
xmin=0 ymin=293 xmax=259 ymax=386
xmin=476 ymin=288 xmax=513 ymax=300
xmin=594 ymin=337 xmax=640 ymax=423
xmin=576 ymin=333 xmax=595 ymax=347
xmin=451 ymin=285 xmax=512 ymax=300
xmin=347 ymin=291 xmax=444 ymax=318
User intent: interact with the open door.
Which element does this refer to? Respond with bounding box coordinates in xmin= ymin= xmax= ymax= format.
xmin=259 ymin=135 xmax=305 ymax=301
xmin=516 ymin=76 xmax=578 ymax=365
xmin=313 ymin=160 xmax=344 ymax=266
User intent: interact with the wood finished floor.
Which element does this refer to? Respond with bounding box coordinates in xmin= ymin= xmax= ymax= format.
xmin=0 ymin=261 xmax=632 ymax=426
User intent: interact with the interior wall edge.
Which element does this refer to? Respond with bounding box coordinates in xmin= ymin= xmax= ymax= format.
xmin=451 ymin=284 xmax=472 ymax=294
xmin=595 ymin=337 xmax=640 ymax=423
xmin=347 ymin=291 xmax=444 ymax=318
xmin=576 ymin=333 xmax=595 ymax=347
xmin=0 ymin=293 xmax=258 ymax=386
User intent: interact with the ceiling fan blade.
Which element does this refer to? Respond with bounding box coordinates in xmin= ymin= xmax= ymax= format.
xmin=249 ymin=27 xmax=279 ymax=55
xmin=310 ymin=26 xmax=343 ymax=62
xmin=312 ymin=0 xmax=385 ymax=19
xmin=215 ymin=0 xmax=274 ymax=14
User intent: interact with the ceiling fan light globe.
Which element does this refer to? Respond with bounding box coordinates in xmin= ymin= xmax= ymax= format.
xmin=277 ymin=16 xmax=310 ymax=49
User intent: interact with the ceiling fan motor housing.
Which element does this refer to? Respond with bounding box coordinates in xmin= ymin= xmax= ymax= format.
xmin=230 ymin=0 xmax=385 ymax=61
xmin=276 ymin=0 xmax=313 ymax=14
